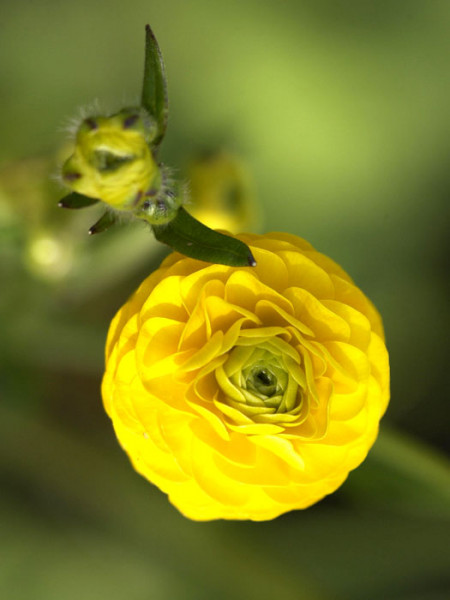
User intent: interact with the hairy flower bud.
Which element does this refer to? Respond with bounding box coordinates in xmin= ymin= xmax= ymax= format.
xmin=62 ymin=108 xmax=159 ymax=210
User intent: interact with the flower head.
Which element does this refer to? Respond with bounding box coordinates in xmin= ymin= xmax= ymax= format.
xmin=102 ymin=232 xmax=389 ymax=520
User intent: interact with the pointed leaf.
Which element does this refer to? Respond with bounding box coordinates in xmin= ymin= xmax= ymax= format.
xmin=152 ymin=207 xmax=256 ymax=267
xmin=89 ymin=211 xmax=117 ymax=235
xmin=141 ymin=24 xmax=168 ymax=147
xmin=59 ymin=192 xmax=99 ymax=209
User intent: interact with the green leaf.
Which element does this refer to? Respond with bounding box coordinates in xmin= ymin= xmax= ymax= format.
xmin=58 ymin=192 xmax=99 ymax=209
xmin=88 ymin=211 xmax=117 ymax=235
xmin=141 ymin=24 xmax=168 ymax=148
xmin=152 ymin=207 xmax=256 ymax=267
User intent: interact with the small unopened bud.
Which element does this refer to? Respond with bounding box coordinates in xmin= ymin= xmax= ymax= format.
xmin=137 ymin=190 xmax=180 ymax=225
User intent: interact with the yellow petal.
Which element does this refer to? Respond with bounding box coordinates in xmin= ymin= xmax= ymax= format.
xmin=225 ymin=270 xmax=293 ymax=314
xmin=190 ymin=437 xmax=249 ymax=506
xmin=215 ymin=364 xmax=246 ymax=403
xmin=322 ymin=299 xmax=371 ymax=349
xmin=285 ymin=287 xmax=350 ymax=341
xmin=331 ymin=274 xmax=385 ymax=339
xmin=255 ymin=298 xmax=315 ymax=337
xmin=278 ymin=250 xmax=335 ymax=298
xmin=141 ymin=275 xmax=187 ymax=322
xmin=182 ymin=330 xmax=224 ymax=372
xmin=251 ymin=436 xmax=305 ymax=471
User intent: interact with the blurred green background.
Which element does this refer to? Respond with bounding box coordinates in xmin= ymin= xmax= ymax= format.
xmin=1 ymin=1 xmax=449 ymax=599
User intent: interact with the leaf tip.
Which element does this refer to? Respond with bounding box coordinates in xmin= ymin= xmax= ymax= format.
xmin=144 ymin=23 xmax=157 ymax=45
xmin=247 ymin=253 xmax=257 ymax=267
xmin=88 ymin=222 xmax=101 ymax=235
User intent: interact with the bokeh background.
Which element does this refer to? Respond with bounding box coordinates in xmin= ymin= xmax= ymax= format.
xmin=1 ymin=1 xmax=449 ymax=598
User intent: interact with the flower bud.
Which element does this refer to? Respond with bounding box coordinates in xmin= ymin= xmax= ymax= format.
xmin=187 ymin=151 xmax=258 ymax=233
xmin=62 ymin=108 xmax=159 ymax=210
xmin=136 ymin=190 xmax=180 ymax=225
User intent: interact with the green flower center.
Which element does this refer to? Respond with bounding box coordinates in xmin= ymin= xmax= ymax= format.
xmin=215 ymin=342 xmax=307 ymax=424
xmin=242 ymin=352 xmax=288 ymax=403
xmin=247 ymin=366 xmax=278 ymax=397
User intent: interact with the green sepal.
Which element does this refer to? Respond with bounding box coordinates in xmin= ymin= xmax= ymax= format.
xmin=141 ymin=25 xmax=168 ymax=149
xmin=89 ymin=211 xmax=118 ymax=235
xmin=152 ymin=207 xmax=256 ymax=267
xmin=59 ymin=192 xmax=100 ymax=209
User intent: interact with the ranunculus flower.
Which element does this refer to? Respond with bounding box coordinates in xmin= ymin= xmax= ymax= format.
xmin=102 ymin=232 xmax=389 ymax=520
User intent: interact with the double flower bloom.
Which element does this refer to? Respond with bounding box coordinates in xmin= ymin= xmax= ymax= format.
xmin=102 ymin=233 xmax=389 ymax=520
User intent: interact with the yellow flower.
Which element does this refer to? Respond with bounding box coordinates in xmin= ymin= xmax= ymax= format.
xmin=62 ymin=109 xmax=158 ymax=210
xmin=102 ymin=232 xmax=389 ymax=520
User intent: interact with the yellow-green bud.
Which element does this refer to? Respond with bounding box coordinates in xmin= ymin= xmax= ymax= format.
xmin=62 ymin=108 xmax=159 ymax=210
xmin=135 ymin=189 xmax=180 ymax=225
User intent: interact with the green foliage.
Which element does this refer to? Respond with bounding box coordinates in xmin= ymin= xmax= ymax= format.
xmin=88 ymin=211 xmax=117 ymax=235
xmin=153 ymin=206 xmax=256 ymax=266
xmin=58 ymin=192 xmax=99 ymax=209
xmin=141 ymin=24 xmax=169 ymax=150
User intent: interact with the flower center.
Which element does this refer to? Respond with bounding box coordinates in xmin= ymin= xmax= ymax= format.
xmin=248 ymin=366 xmax=277 ymax=397
xmin=215 ymin=341 xmax=307 ymax=424
xmin=242 ymin=355 xmax=288 ymax=404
